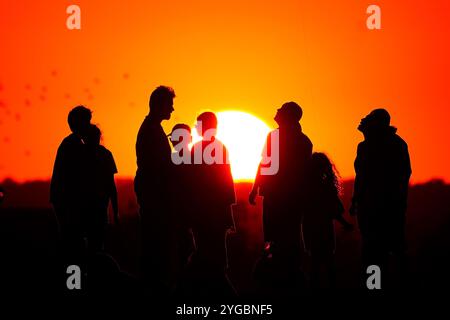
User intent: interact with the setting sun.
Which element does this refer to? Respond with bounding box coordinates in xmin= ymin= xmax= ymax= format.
xmin=191 ymin=111 xmax=271 ymax=182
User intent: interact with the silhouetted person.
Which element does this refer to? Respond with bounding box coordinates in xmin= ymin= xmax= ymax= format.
xmin=168 ymin=123 xmax=196 ymax=278
xmin=302 ymin=153 xmax=353 ymax=289
xmin=250 ymin=102 xmax=312 ymax=294
xmin=84 ymin=124 xmax=119 ymax=254
xmin=134 ymin=85 xmax=176 ymax=294
xmin=50 ymin=105 xmax=92 ymax=264
xmin=350 ymin=109 xmax=411 ymax=286
xmin=189 ymin=111 xmax=236 ymax=297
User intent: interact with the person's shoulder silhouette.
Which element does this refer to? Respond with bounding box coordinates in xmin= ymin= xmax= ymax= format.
xmin=355 ymin=108 xmax=411 ymax=182
xmin=85 ymin=124 xmax=118 ymax=178
xmin=191 ymin=112 xmax=231 ymax=169
xmin=257 ymin=102 xmax=312 ymax=201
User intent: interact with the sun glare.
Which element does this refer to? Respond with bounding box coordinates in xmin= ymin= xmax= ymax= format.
xmin=192 ymin=111 xmax=272 ymax=182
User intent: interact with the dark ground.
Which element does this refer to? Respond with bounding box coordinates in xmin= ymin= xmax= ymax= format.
xmin=1 ymin=179 xmax=450 ymax=294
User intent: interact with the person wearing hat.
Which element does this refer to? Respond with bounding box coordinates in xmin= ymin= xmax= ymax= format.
xmin=249 ymin=101 xmax=313 ymax=293
xmin=350 ymin=108 xmax=411 ymax=286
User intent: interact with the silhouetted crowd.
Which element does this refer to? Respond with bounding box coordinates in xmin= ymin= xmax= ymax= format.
xmin=48 ymin=85 xmax=411 ymax=296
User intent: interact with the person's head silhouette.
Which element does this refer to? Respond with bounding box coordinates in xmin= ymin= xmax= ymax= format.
xmin=369 ymin=108 xmax=390 ymax=127
xmin=358 ymin=108 xmax=392 ymax=135
xmin=274 ymin=102 xmax=303 ymax=127
xmin=311 ymin=152 xmax=333 ymax=176
xmin=149 ymin=86 xmax=175 ymax=121
xmin=196 ymin=111 xmax=217 ymax=138
xmin=85 ymin=124 xmax=102 ymax=146
xmin=68 ymin=105 xmax=92 ymax=136
xmin=311 ymin=152 xmax=341 ymax=193
xmin=169 ymin=123 xmax=192 ymax=149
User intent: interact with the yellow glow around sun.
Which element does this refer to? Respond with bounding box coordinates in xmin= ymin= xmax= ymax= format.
xmin=192 ymin=111 xmax=272 ymax=181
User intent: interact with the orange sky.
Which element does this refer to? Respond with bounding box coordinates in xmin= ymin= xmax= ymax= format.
xmin=1 ymin=0 xmax=449 ymax=183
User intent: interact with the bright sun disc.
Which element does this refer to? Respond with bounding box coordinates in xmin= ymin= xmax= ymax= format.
xmin=192 ymin=111 xmax=271 ymax=181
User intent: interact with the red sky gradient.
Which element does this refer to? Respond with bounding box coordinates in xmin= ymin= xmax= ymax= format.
xmin=1 ymin=0 xmax=449 ymax=183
